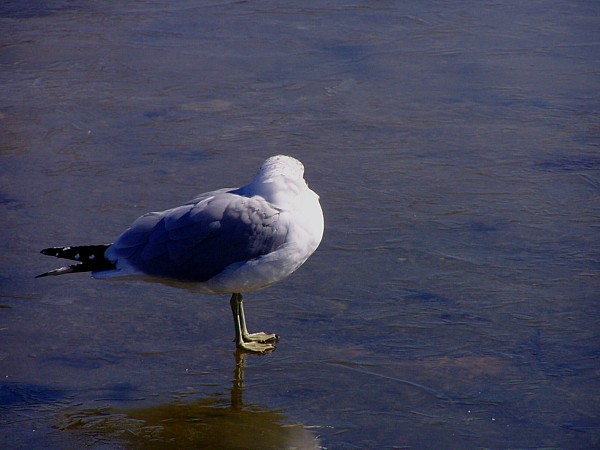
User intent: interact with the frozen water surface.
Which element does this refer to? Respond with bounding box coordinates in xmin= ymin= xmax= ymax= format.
xmin=1 ymin=0 xmax=599 ymax=448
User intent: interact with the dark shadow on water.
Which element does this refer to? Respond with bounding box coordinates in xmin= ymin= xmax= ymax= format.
xmin=535 ymin=156 xmax=600 ymax=172
xmin=0 ymin=382 xmax=65 ymax=407
xmin=56 ymin=351 xmax=320 ymax=449
xmin=0 ymin=0 xmax=75 ymax=19
xmin=400 ymin=288 xmax=455 ymax=304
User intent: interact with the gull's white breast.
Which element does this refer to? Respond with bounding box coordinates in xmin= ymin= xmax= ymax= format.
xmin=205 ymin=183 xmax=324 ymax=294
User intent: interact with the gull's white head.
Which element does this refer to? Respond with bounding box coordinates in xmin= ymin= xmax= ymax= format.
xmin=246 ymin=155 xmax=315 ymax=208
xmin=255 ymin=155 xmax=305 ymax=183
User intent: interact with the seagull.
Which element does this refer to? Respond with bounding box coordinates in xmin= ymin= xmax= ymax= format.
xmin=37 ymin=155 xmax=324 ymax=353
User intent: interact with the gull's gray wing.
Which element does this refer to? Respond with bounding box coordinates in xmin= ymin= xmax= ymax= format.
xmin=107 ymin=190 xmax=288 ymax=281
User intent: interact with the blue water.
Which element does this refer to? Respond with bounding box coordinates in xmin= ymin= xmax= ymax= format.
xmin=1 ymin=1 xmax=599 ymax=448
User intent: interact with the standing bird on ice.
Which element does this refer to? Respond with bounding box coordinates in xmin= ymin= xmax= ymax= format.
xmin=37 ymin=155 xmax=324 ymax=353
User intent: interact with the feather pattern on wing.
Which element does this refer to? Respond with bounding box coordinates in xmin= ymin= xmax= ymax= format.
xmin=106 ymin=190 xmax=288 ymax=282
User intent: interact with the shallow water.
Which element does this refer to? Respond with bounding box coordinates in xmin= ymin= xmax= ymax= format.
xmin=1 ymin=0 xmax=599 ymax=448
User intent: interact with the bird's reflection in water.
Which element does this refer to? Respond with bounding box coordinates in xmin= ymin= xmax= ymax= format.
xmin=59 ymin=352 xmax=320 ymax=449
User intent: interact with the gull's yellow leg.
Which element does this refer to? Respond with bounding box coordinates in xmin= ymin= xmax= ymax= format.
xmin=229 ymin=293 xmax=277 ymax=353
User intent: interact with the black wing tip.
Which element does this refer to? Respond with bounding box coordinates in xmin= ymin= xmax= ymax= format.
xmin=39 ymin=244 xmax=112 ymax=259
xmin=37 ymin=248 xmax=65 ymax=277
xmin=37 ymin=245 xmax=115 ymax=278
xmin=34 ymin=265 xmax=76 ymax=278
xmin=40 ymin=247 xmax=60 ymax=256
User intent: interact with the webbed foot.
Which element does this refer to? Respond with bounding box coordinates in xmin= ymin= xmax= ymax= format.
xmin=243 ymin=332 xmax=279 ymax=343
xmin=230 ymin=293 xmax=279 ymax=354
xmin=237 ymin=340 xmax=277 ymax=354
